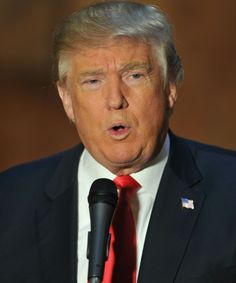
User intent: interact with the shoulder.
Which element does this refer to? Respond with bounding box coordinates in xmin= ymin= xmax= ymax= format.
xmin=172 ymin=131 xmax=235 ymax=157
xmin=180 ymin=136 xmax=235 ymax=156
xmin=172 ymin=134 xmax=236 ymax=182
xmin=178 ymin=135 xmax=236 ymax=163
xmin=0 ymin=144 xmax=84 ymax=193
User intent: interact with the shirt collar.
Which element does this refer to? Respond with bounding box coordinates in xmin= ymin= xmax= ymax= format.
xmin=131 ymin=134 xmax=170 ymax=199
xmin=80 ymin=134 xmax=170 ymax=199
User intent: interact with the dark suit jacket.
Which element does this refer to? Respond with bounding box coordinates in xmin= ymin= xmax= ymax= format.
xmin=0 ymin=133 xmax=236 ymax=283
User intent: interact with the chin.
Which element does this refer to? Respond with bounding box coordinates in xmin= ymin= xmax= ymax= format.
xmin=108 ymin=146 xmax=140 ymax=161
xmin=106 ymin=151 xmax=143 ymax=171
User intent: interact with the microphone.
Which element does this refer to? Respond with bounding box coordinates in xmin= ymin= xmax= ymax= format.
xmin=87 ymin=178 xmax=118 ymax=283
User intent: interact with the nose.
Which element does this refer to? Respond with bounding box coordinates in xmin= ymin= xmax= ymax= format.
xmin=105 ymin=77 xmax=128 ymax=110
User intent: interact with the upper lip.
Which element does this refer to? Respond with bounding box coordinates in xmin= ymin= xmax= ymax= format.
xmin=108 ymin=121 xmax=130 ymax=131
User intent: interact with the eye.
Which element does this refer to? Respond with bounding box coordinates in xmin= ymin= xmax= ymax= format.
xmin=130 ymin=73 xmax=144 ymax=79
xmin=85 ymin=79 xmax=100 ymax=85
xmin=82 ymin=78 xmax=102 ymax=90
xmin=123 ymin=71 xmax=146 ymax=85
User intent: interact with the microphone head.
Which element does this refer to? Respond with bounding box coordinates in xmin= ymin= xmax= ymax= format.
xmin=88 ymin=178 xmax=118 ymax=207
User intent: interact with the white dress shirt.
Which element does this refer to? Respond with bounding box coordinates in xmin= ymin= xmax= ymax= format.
xmin=77 ymin=135 xmax=170 ymax=282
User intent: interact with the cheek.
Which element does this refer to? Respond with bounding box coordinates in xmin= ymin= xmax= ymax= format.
xmin=72 ymin=96 xmax=104 ymax=139
xmin=137 ymin=93 xmax=166 ymax=130
xmin=136 ymin=98 xmax=168 ymax=157
xmin=71 ymin=90 xmax=97 ymax=120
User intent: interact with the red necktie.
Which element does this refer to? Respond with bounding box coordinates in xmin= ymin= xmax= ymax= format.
xmin=103 ymin=175 xmax=141 ymax=283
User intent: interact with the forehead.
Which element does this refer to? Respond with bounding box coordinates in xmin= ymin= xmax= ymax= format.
xmin=66 ymin=38 xmax=157 ymax=72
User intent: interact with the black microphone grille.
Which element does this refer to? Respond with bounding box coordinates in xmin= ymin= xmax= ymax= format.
xmin=88 ymin=178 xmax=118 ymax=207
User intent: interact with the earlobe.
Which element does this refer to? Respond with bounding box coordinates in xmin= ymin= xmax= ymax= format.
xmin=56 ymin=82 xmax=75 ymax=122
xmin=167 ymin=82 xmax=178 ymax=109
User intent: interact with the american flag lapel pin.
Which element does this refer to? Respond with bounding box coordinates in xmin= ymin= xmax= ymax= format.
xmin=181 ymin=197 xmax=194 ymax=210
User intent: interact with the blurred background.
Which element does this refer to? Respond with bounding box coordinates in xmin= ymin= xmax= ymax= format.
xmin=0 ymin=0 xmax=235 ymax=172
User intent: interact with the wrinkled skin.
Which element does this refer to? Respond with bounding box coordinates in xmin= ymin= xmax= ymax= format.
xmin=57 ymin=38 xmax=177 ymax=175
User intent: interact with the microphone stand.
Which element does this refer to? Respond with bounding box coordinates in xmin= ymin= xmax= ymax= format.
xmin=88 ymin=277 xmax=101 ymax=283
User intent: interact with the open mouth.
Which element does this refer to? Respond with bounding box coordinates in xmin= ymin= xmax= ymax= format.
xmin=112 ymin=125 xmax=125 ymax=131
xmin=108 ymin=123 xmax=130 ymax=140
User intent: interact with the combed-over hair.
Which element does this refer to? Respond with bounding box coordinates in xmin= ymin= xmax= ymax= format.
xmin=52 ymin=1 xmax=184 ymax=87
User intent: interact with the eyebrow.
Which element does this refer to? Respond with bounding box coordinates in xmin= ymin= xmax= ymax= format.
xmin=77 ymin=62 xmax=152 ymax=80
xmin=78 ymin=69 xmax=104 ymax=79
xmin=118 ymin=62 xmax=152 ymax=73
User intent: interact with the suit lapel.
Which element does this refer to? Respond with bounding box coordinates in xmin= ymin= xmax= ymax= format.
xmin=35 ymin=144 xmax=84 ymax=283
xmin=138 ymin=135 xmax=206 ymax=283
xmin=34 ymin=135 xmax=205 ymax=283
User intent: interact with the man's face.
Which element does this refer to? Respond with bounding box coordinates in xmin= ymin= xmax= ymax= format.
xmin=57 ymin=38 xmax=177 ymax=175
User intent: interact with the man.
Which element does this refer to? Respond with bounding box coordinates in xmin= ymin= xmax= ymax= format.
xmin=0 ymin=1 xmax=236 ymax=283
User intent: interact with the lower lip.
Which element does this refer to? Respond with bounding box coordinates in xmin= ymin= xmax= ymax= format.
xmin=108 ymin=127 xmax=131 ymax=140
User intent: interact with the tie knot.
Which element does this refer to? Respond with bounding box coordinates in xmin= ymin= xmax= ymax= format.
xmin=113 ymin=175 xmax=141 ymax=196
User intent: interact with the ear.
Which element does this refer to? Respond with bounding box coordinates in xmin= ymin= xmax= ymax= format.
xmin=57 ymin=82 xmax=75 ymax=122
xmin=167 ymin=81 xmax=177 ymax=110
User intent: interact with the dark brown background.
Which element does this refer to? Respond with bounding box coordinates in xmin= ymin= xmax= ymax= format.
xmin=0 ymin=0 xmax=235 ymax=172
